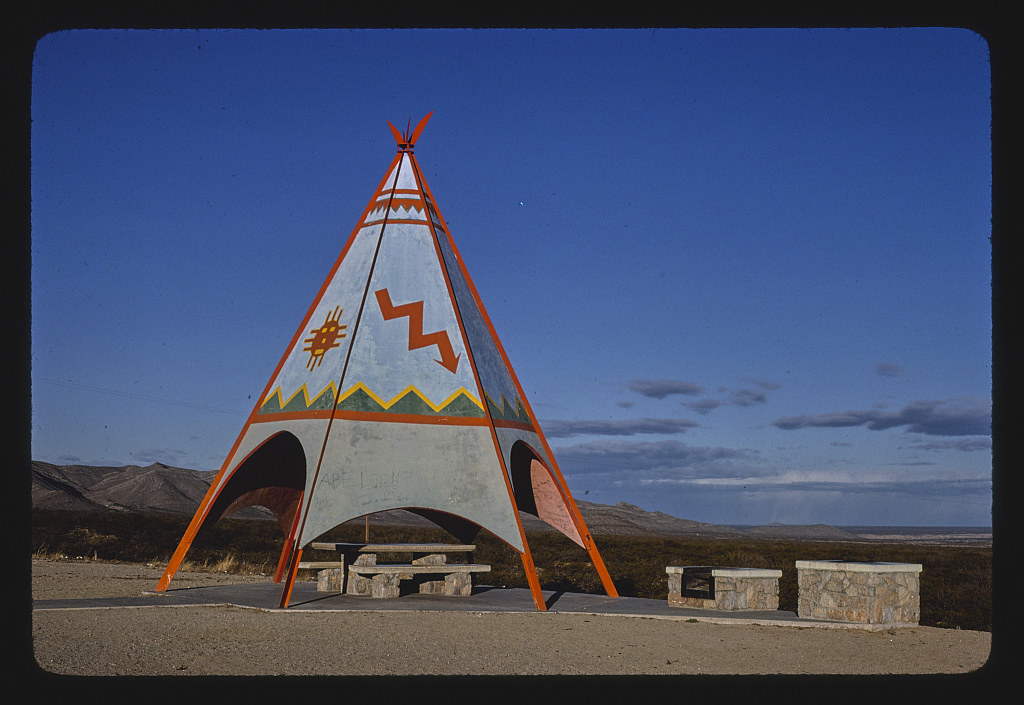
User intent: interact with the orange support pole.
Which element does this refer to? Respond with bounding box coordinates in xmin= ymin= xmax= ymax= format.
xmin=278 ymin=546 xmax=303 ymax=608
xmin=273 ymin=538 xmax=295 ymax=583
xmin=155 ymin=525 xmax=198 ymax=592
xmin=581 ymin=532 xmax=618 ymax=598
xmin=273 ymin=497 xmax=304 ymax=583
xmin=519 ymin=549 xmax=547 ymax=611
xmin=154 ymin=490 xmax=219 ymax=592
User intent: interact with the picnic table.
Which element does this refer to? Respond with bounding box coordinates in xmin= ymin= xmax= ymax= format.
xmin=298 ymin=542 xmax=490 ymax=598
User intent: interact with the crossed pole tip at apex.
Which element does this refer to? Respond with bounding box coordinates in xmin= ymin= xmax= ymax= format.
xmin=388 ymin=112 xmax=433 ymax=149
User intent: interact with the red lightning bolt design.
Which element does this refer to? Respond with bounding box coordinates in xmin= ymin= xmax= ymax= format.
xmin=375 ymin=288 xmax=461 ymax=373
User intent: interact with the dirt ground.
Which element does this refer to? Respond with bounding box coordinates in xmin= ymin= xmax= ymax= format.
xmin=28 ymin=558 xmax=994 ymax=678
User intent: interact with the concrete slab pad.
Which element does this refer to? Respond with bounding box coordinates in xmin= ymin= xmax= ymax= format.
xmin=31 ymin=580 xmax=905 ymax=629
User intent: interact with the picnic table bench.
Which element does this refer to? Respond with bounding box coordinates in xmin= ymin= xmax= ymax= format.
xmin=298 ymin=542 xmax=489 ymax=598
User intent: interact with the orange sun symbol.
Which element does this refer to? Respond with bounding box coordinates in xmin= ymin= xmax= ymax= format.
xmin=303 ymin=305 xmax=347 ymax=370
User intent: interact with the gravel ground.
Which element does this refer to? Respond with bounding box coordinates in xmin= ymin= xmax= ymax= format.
xmin=30 ymin=559 xmax=993 ymax=677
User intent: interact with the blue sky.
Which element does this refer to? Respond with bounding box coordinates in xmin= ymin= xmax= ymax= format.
xmin=30 ymin=28 xmax=992 ymax=526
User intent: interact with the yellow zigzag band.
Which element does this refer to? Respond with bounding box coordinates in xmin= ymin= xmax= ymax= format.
xmin=263 ymin=381 xmax=339 ymax=410
xmin=482 ymin=390 xmax=526 ymax=416
xmin=263 ymin=382 xmax=483 ymax=413
xmin=337 ymin=382 xmax=483 ymax=413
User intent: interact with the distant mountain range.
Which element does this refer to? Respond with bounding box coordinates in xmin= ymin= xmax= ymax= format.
xmin=28 ymin=460 xmax=865 ymax=542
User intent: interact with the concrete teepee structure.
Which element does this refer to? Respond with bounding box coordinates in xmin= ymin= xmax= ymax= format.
xmin=155 ymin=114 xmax=618 ymax=609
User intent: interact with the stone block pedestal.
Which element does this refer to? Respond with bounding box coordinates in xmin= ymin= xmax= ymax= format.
xmin=417 ymin=571 xmax=473 ymax=596
xmin=346 ymin=571 xmax=401 ymax=598
xmin=796 ymin=560 xmax=922 ymax=625
xmin=316 ymin=568 xmax=345 ymax=592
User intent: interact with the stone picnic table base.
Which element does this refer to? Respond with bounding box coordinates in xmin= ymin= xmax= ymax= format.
xmin=796 ymin=560 xmax=923 ymax=626
xmin=300 ymin=542 xmax=489 ymax=598
xmin=666 ymin=566 xmax=782 ymax=611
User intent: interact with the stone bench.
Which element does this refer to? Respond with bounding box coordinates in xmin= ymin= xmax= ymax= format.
xmin=346 ymin=563 xmax=491 ymax=598
xmin=666 ymin=566 xmax=782 ymax=611
xmin=796 ymin=560 xmax=922 ymax=625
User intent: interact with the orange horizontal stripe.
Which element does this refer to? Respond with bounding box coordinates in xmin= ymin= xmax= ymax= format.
xmin=491 ymin=418 xmax=537 ymax=432
xmin=333 ymin=410 xmax=491 ymax=426
xmin=362 ymin=218 xmax=432 ymax=226
xmin=253 ymin=410 xmax=334 ymax=423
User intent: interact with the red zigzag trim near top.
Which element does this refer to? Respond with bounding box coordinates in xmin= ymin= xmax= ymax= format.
xmin=375 ymin=288 xmax=461 ymax=373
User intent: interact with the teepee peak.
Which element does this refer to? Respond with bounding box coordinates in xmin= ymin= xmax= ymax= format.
xmin=388 ymin=112 xmax=433 ymax=151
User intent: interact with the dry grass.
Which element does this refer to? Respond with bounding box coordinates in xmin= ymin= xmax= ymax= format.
xmin=179 ymin=552 xmax=242 ymax=574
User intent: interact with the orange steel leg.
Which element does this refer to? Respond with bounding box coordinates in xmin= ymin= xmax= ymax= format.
xmin=155 ymin=536 xmax=190 ymax=592
xmin=155 ymin=505 xmax=212 ymax=592
xmin=582 ymin=533 xmax=618 ymax=597
xmin=555 ymin=483 xmax=618 ymax=598
xmin=519 ymin=549 xmax=547 ymax=611
xmin=278 ymin=546 xmax=303 ymax=608
xmin=531 ymin=454 xmax=618 ymax=599
xmin=273 ymin=500 xmax=304 ymax=583
xmin=273 ymin=538 xmax=295 ymax=583
xmin=531 ymin=458 xmax=619 ymax=599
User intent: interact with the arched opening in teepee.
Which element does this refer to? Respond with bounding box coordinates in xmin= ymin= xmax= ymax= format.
xmin=509 ymin=440 xmax=584 ymax=547
xmin=202 ymin=431 xmax=307 ymax=537
xmin=306 ymin=507 xmax=485 ymax=547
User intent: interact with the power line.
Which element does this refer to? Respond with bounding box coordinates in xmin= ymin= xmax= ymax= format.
xmin=34 ymin=377 xmax=249 ymax=416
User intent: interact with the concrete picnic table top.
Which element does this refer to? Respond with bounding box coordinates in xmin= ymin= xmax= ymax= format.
xmin=308 ymin=542 xmax=476 ymax=553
